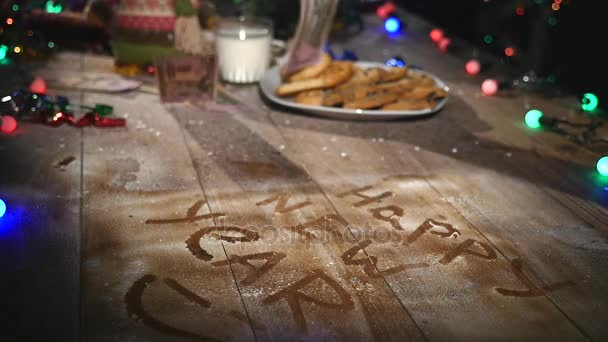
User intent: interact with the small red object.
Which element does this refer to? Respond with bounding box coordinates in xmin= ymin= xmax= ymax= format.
xmin=465 ymin=59 xmax=481 ymax=76
xmin=1 ymin=115 xmax=17 ymax=134
xmin=376 ymin=2 xmax=396 ymax=19
xmin=30 ymin=77 xmax=47 ymax=94
xmin=438 ymin=37 xmax=451 ymax=52
xmin=430 ymin=28 xmax=444 ymax=43
xmin=504 ymin=47 xmax=516 ymax=57
xmin=515 ymin=7 xmax=525 ymax=16
xmin=481 ymin=79 xmax=499 ymax=96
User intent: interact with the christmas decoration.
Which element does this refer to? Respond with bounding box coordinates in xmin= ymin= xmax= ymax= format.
xmin=0 ymin=198 xmax=6 ymax=218
xmin=384 ymin=16 xmax=401 ymax=33
xmin=524 ymin=109 xmax=544 ymax=129
xmin=376 ymin=2 xmax=395 ymax=19
xmin=1 ymin=114 xmax=18 ymax=133
xmin=582 ymin=93 xmax=599 ymax=112
xmin=437 ymin=37 xmax=451 ymax=52
xmin=481 ymin=79 xmax=499 ymax=96
xmin=597 ymin=157 xmax=608 ymax=177
xmin=29 ymin=77 xmax=47 ymax=94
xmin=87 ymin=0 xmax=204 ymax=66
xmin=0 ymin=0 xmax=57 ymax=62
xmin=0 ymin=89 xmax=126 ymax=128
xmin=429 ymin=28 xmax=443 ymax=43
xmin=386 ymin=56 xmax=405 ymax=68
xmin=465 ymin=59 xmax=481 ymax=76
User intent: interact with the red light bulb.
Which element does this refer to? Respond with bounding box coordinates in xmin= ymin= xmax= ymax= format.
xmin=438 ymin=37 xmax=451 ymax=52
xmin=481 ymin=79 xmax=499 ymax=96
xmin=29 ymin=77 xmax=47 ymax=94
xmin=1 ymin=115 xmax=17 ymax=134
xmin=430 ymin=28 xmax=444 ymax=43
xmin=465 ymin=59 xmax=481 ymax=76
xmin=376 ymin=2 xmax=396 ymax=19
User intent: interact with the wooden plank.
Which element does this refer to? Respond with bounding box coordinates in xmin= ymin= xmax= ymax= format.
xmin=403 ymin=123 xmax=608 ymax=339
xmin=80 ymin=91 xmax=255 ymax=341
xmin=0 ymin=91 xmax=82 ymax=340
xmin=169 ymin=102 xmax=425 ymax=341
xmin=332 ymin=14 xmax=608 ymax=339
xmin=230 ymin=86 xmax=587 ymax=340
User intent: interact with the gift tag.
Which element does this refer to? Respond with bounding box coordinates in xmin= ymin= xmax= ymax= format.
xmin=155 ymin=55 xmax=217 ymax=103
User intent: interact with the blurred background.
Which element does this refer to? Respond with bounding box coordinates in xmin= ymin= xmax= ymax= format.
xmin=0 ymin=0 xmax=604 ymax=105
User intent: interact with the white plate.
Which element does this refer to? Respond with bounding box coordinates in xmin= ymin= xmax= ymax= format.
xmin=259 ymin=62 xmax=449 ymax=120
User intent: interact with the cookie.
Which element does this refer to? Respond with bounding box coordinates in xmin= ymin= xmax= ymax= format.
xmin=338 ymin=67 xmax=382 ymax=89
xmin=343 ymin=91 xmax=399 ymax=109
xmin=287 ymin=53 xmax=332 ymax=82
xmin=295 ymin=90 xmax=324 ymax=106
xmin=400 ymin=87 xmax=446 ymax=101
xmin=276 ymin=61 xmax=354 ymax=97
xmin=379 ymin=67 xmax=409 ymax=82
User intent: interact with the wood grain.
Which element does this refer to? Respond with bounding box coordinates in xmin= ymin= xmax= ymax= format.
xmin=80 ymin=92 xmax=254 ymax=341
xmin=227 ymin=87 xmax=587 ymax=340
xmin=169 ymin=102 xmax=425 ymax=341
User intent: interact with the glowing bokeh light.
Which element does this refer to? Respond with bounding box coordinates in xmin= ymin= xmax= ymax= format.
xmin=430 ymin=28 xmax=444 ymax=42
xmin=45 ymin=0 xmax=63 ymax=13
xmin=465 ymin=59 xmax=481 ymax=75
xmin=481 ymin=79 xmax=499 ymax=96
xmin=0 ymin=45 xmax=7 ymax=60
xmin=0 ymin=199 xmax=5 ymax=218
xmin=581 ymin=93 xmax=599 ymax=112
xmin=1 ymin=115 xmax=18 ymax=134
xmin=384 ymin=17 xmax=401 ymax=33
xmin=438 ymin=37 xmax=451 ymax=52
xmin=525 ymin=109 xmax=544 ymax=129
xmin=597 ymin=157 xmax=608 ymax=176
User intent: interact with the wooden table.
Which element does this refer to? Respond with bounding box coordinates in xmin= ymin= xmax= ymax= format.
xmin=2 ymin=13 xmax=607 ymax=342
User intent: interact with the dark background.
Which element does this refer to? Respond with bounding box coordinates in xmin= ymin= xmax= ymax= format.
xmin=395 ymin=0 xmax=605 ymax=104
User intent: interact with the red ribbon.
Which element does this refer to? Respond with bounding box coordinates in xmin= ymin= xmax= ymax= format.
xmin=47 ymin=112 xmax=126 ymax=127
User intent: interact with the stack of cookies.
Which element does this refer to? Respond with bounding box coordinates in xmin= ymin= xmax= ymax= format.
xmin=276 ymin=53 xmax=447 ymax=110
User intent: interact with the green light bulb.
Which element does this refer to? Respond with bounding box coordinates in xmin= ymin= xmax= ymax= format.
xmin=581 ymin=93 xmax=599 ymax=112
xmin=483 ymin=34 xmax=494 ymax=44
xmin=525 ymin=109 xmax=543 ymax=128
xmin=45 ymin=0 xmax=63 ymax=14
xmin=597 ymin=156 xmax=608 ymax=176
xmin=0 ymin=45 xmax=7 ymax=60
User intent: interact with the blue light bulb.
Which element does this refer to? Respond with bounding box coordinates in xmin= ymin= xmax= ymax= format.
xmin=384 ymin=17 xmax=401 ymax=33
xmin=0 ymin=199 xmax=6 ymax=218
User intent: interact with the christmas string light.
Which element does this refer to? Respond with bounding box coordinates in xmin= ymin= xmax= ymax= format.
xmin=384 ymin=17 xmax=401 ymax=33
xmin=1 ymin=115 xmax=18 ymax=133
xmin=0 ymin=198 xmax=6 ymax=218
xmin=465 ymin=59 xmax=481 ymax=76
xmin=430 ymin=28 xmax=444 ymax=43
xmin=481 ymin=79 xmax=499 ymax=96
xmin=581 ymin=93 xmax=599 ymax=112
xmin=523 ymin=108 xmax=608 ymax=151
xmin=597 ymin=157 xmax=608 ymax=177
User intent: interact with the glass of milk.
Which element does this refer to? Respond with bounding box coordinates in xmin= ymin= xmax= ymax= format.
xmin=215 ymin=17 xmax=273 ymax=84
